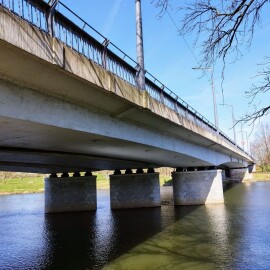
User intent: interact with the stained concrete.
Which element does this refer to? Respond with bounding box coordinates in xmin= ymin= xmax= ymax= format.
xmin=172 ymin=170 xmax=224 ymax=205
xmin=110 ymin=173 xmax=160 ymax=209
xmin=45 ymin=175 xmax=97 ymax=213
xmin=230 ymin=168 xmax=251 ymax=182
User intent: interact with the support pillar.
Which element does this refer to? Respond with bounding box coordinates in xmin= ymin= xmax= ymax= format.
xmin=110 ymin=172 xmax=160 ymax=209
xmin=172 ymin=169 xmax=224 ymax=205
xmin=45 ymin=174 xmax=97 ymax=213
xmin=230 ymin=167 xmax=251 ymax=182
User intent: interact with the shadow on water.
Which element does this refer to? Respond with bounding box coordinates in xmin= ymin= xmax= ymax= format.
xmin=42 ymin=188 xmax=199 ymax=270
xmin=223 ymin=182 xmax=240 ymax=192
xmin=2 ymin=184 xmax=270 ymax=270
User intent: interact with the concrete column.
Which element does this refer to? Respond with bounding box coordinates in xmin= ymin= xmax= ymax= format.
xmin=248 ymin=164 xmax=256 ymax=173
xmin=230 ymin=167 xmax=251 ymax=182
xmin=172 ymin=169 xmax=224 ymax=205
xmin=45 ymin=174 xmax=97 ymax=213
xmin=110 ymin=172 xmax=160 ymax=209
xmin=221 ymin=169 xmax=226 ymax=180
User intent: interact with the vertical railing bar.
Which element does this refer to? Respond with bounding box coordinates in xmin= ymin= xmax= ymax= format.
xmin=30 ymin=4 xmax=33 ymax=24
xmin=27 ymin=1 xmax=30 ymax=23
xmin=35 ymin=7 xmax=37 ymax=26
xmin=64 ymin=27 xmax=67 ymax=44
xmin=18 ymin=0 xmax=21 ymax=16
xmin=39 ymin=8 xmax=42 ymax=28
xmin=22 ymin=0 xmax=24 ymax=18
xmin=58 ymin=22 xmax=61 ymax=40
xmin=87 ymin=43 xmax=90 ymax=59
xmin=71 ymin=31 xmax=73 ymax=49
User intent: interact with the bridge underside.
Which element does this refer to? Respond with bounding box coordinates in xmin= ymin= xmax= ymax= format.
xmin=0 ymin=115 xmax=214 ymax=173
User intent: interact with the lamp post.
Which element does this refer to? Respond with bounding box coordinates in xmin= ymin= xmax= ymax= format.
xmin=242 ymin=130 xmax=250 ymax=154
xmin=192 ymin=67 xmax=219 ymax=129
xmin=135 ymin=0 xmax=145 ymax=90
xmin=219 ymin=103 xmax=236 ymax=143
xmin=239 ymin=123 xmax=250 ymax=154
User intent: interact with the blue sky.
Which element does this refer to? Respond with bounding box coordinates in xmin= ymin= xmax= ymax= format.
xmin=59 ymin=0 xmax=269 ymax=149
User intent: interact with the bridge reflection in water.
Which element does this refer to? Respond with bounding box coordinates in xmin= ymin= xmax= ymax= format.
xmin=0 ymin=183 xmax=270 ymax=270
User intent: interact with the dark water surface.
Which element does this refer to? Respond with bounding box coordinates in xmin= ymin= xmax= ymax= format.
xmin=0 ymin=182 xmax=270 ymax=270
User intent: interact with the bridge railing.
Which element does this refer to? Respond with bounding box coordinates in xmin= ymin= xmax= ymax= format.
xmin=0 ymin=0 xmax=48 ymax=31
xmin=0 ymin=0 xmax=251 ymax=157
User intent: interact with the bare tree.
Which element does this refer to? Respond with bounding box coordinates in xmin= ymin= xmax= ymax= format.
xmin=152 ymin=0 xmax=270 ymax=123
xmin=251 ymin=123 xmax=270 ymax=171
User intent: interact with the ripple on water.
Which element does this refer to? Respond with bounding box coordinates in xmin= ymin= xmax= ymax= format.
xmin=0 ymin=184 xmax=270 ymax=269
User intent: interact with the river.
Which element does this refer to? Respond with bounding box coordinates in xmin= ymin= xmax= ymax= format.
xmin=0 ymin=182 xmax=270 ymax=270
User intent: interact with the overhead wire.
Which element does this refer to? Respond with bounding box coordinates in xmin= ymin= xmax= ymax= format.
xmin=166 ymin=8 xmax=225 ymax=101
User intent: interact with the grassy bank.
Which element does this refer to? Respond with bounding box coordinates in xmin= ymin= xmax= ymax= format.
xmin=1 ymin=170 xmax=270 ymax=195
xmin=0 ymin=173 xmax=172 ymax=195
xmin=251 ymin=172 xmax=270 ymax=181
xmin=0 ymin=176 xmax=44 ymax=195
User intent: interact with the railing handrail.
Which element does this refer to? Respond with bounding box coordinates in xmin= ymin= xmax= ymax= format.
xmin=0 ymin=0 xmax=252 ymax=158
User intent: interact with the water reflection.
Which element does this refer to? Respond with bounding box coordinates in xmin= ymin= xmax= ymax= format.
xmin=44 ymin=211 xmax=98 ymax=269
xmin=103 ymin=206 xmax=215 ymax=270
xmin=205 ymin=204 xmax=230 ymax=270
xmin=40 ymin=189 xmax=175 ymax=270
xmin=0 ymin=184 xmax=270 ymax=269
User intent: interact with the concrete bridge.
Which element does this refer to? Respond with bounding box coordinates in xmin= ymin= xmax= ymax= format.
xmin=0 ymin=0 xmax=254 ymax=212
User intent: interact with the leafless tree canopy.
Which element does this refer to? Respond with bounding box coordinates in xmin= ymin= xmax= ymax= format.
xmin=252 ymin=123 xmax=270 ymax=171
xmin=152 ymin=0 xmax=270 ymax=123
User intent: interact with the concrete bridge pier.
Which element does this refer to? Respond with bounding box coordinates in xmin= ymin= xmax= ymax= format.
xmin=230 ymin=167 xmax=251 ymax=182
xmin=45 ymin=172 xmax=97 ymax=213
xmin=172 ymin=168 xmax=224 ymax=205
xmin=110 ymin=169 xmax=161 ymax=209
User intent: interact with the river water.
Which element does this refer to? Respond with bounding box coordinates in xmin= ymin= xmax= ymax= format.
xmin=0 ymin=182 xmax=270 ymax=270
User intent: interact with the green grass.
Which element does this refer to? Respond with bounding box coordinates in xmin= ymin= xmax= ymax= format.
xmin=252 ymin=172 xmax=270 ymax=181
xmin=0 ymin=173 xmax=173 ymax=195
xmin=95 ymin=172 xmax=110 ymax=189
xmin=95 ymin=173 xmax=172 ymax=189
xmin=0 ymin=174 xmax=110 ymax=194
xmin=160 ymin=175 xmax=172 ymax=186
xmin=0 ymin=176 xmax=44 ymax=194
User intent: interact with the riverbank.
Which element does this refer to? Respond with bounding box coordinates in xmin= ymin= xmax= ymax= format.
xmin=250 ymin=172 xmax=270 ymax=181
xmin=1 ymin=171 xmax=269 ymax=195
xmin=0 ymin=173 xmax=171 ymax=195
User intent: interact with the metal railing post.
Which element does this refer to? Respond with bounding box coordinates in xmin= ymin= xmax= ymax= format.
xmin=47 ymin=0 xmax=58 ymax=36
xmin=102 ymin=38 xmax=110 ymax=70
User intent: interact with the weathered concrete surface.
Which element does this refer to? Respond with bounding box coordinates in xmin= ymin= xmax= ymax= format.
xmin=172 ymin=170 xmax=224 ymax=205
xmin=0 ymin=6 xmax=254 ymax=173
xmin=249 ymin=164 xmax=256 ymax=173
xmin=230 ymin=168 xmax=252 ymax=182
xmin=45 ymin=176 xmax=97 ymax=213
xmin=110 ymin=173 xmax=160 ymax=209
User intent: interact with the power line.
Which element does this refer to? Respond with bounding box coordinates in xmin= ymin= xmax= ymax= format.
xmin=166 ymin=10 xmax=199 ymax=63
xmin=166 ymin=9 xmax=225 ymax=101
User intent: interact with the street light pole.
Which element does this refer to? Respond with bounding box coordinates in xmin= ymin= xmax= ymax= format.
xmin=135 ymin=0 xmax=145 ymax=90
xmin=192 ymin=67 xmax=219 ymax=129
xmin=243 ymin=130 xmax=250 ymax=154
xmin=220 ymin=103 xmax=236 ymax=143
xmin=238 ymin=125 xmax=251 ymax=154
xmin=210 ymin=70 xmax=219 ymax=129
xmin=240 ymin=123 xmax=245 ymax=150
